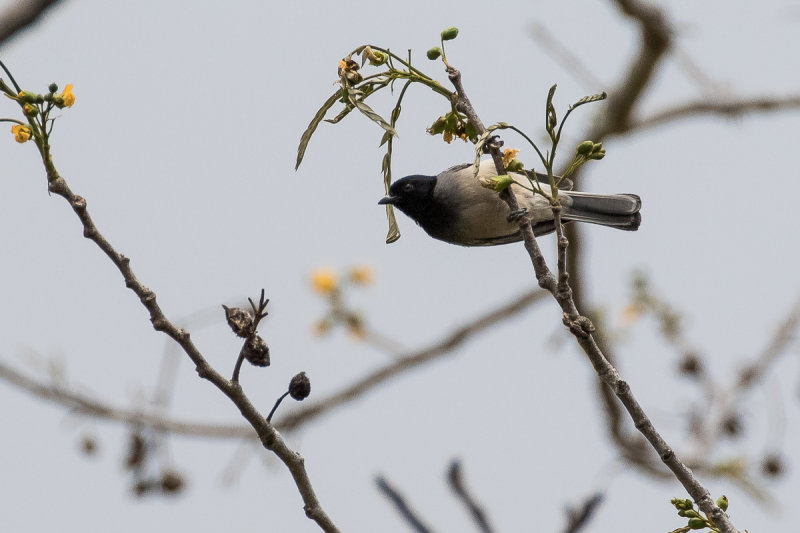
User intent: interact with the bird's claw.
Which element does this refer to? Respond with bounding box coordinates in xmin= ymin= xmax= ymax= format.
xmin=507 ymin=208 xmax=529 ymax=224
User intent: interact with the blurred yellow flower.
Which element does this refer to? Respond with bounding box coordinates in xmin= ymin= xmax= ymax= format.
xmin=349 ymin=265 xmax=372 ymax=285
xmin=11 ymin=124 xmax=31 ymax=143
xmin=620 ymin=304 xmax=644 ymax=325
xmin=61 ymin=84 xmax=75 ymax=107
xmin=502 ymin=148 xmax=519 ymax=169
xmin=311 ymin=268 xmax=338 ymax=294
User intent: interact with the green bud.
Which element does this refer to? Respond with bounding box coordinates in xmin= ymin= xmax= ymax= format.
xmin=441 ymin=27 xmax=459 ymax=41
xmin=22 ymin=103 xmax=38 ymax=117
xmin=506 ymin=160 xmax=524 ymax=172
xmin=48 ymin=83 xmax=58 ymax=94
xmin=426 ymin=47 xmax=442 ymax=60
xmin=591 ymin=142 xmax=604 ymax=153
xmin=716 ymin=495 xmax=728 ymax=511
xmin=491 ymin=175 xmax=514 ymax=192
xmin=576 ymin=140 xmax=594 ymax=155
xmin=589 ymin=147 xmax=606 ymax=160
xmin=427 ymin=116 xmax=447 ymax=135
xmin=18 ymin=90 xmax=38 ymax=103
xmin=687 ymin=518 xmax=707 ymax=529
xmin=370 ymin=50 xmax=387 ymax=66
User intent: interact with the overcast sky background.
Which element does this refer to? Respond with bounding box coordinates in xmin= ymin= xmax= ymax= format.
xmin=1 ymin=1 xmax=799 ymax=531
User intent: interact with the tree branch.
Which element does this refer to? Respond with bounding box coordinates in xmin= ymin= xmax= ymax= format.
xmin=45 ymin=176 xmax=340 ymax=533
xmin=0 ymin=0 xmax=64 ymax=47
xmin=445 ymin=32 xmax=739 ymax=533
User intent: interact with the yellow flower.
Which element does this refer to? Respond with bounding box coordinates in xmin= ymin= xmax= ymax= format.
xmin=11 ymin=124 xmax=32 ymax=143
xmin=311 ymin=268 xmax=338 ymax=294
xmin=502 ymin=148 xmax=519 ymax=169
xmin=61 ymin=84 xmax=75 ymax=107
xmin=443 ymin=131 xmax=454 ymax=144
xmin=349 ymin=265 xmax=372 ymax=285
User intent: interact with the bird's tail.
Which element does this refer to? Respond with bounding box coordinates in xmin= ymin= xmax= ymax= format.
xmin=562 ymin=192 xmax=642 ymax=231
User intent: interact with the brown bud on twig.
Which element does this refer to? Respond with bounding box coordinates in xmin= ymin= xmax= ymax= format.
xmin=242 ymin=335 xmax=270 ymax=367
xmin=289 ymin=372 xmax=311 ymax=400
xmin=222 ymin=305 xmax=254 ymax=338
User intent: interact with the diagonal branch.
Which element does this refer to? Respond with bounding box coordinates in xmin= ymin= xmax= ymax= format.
xmin=45 ymin=175 xmax=340 ymax=533
xmin=0 ymin=0 xmax=65 ymax=47
xmin=445 ymin=30 xmax=739 ymax=533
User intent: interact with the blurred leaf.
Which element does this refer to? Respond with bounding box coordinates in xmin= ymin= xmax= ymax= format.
xmin=296 ymin=89 xmax=343 ymax=170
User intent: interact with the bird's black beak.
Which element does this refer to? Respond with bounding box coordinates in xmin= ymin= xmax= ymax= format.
xmin=378 ymin=195 xmax=397 ymax=205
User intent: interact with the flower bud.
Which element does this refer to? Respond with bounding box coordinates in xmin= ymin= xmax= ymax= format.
xmin=289 ymin=372 xmax=311 ymax=400
xmin=222 ymin=305 xmax=253 ymax=338
xmin=242 ymin=335 xmax=270 ymax=367
xmin=48 ymin=83 xmax=58 ymax=94
xmin=716 ymin=495 xmax=728 ymax=511
xmin=576 ymin=140 xmax=594 ymax=155
xmin=441 ymin=27 xmax=459 ymax=41
xmin=426 ymin=47 xmax=442 ymax=60
xmin=506 ymin=160 xmax=524 ymax=172
xmin=18 ymin=90 xmax=38 ymax=103
xmin=687 ymin=518 xmax=707 ymax=529
xmin=23 ymin=104 xmax=38 ymax=117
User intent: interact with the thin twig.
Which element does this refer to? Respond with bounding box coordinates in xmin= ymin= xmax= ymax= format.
xmin=447 ymin=460 xmax=494 ymax=533
xmin=375 ymin=475 xmax=436 ymax=533
xmin=561 ymin=493 xmax=605 ymax=533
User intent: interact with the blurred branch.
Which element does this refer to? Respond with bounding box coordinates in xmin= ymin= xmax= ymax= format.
xmin=0 ymin=287 xmax=546 ymax=438
xmin=278 ymin=287 xmax=546 ymax=430
xmin=376 ymin=475 xmax=436 ymax=533
xmin=447 ymin=459 xmax=494 ymax=533
xmin=630 ymin=95 xmax=800 ymax=133
xmin=0 ymin=0 xmax=64 ymax=46
xmin=562 ymin=492 xmax=604 ymax=533
xmin=528 ymin=22 xmax=604 ymax=90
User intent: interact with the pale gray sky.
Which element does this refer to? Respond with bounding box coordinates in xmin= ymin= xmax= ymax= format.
xmin=1 ymin=1 xmax=799 ymax=532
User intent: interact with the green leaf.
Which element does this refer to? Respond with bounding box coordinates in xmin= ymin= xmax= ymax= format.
xmin=347 ymin=85 xmax=398 ymax=138
xmin=569 ymin=91 xmax=607 ymax=110
xmin=296 ymin=89 xmax=344 ymax=170
xmin=324 ymin=104 xmax=354 ymax=125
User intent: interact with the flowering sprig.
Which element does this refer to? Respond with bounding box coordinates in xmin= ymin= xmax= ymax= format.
xmin=474 ymin=87 xmax=607 ymax=204
xmin=1 ymin=59 xmax=75 ymax=183
xmin=296 ymin=29 xmax=467 ymax=244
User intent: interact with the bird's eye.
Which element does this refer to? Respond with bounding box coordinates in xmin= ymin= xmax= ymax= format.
xmin=403 ymin=183 xmax=414 ymax=193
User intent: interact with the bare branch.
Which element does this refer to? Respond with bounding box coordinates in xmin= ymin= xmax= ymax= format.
xmin=444 ymin=18 xmax=738 ymax=532
xmin=0 ymin=0 xmax=64 ymax=46
xmin=447 ymin=460 xmax=494 ymax=533
xmin=528 ymin=22 xmax=605 ymax=90
xmin=44 ymin=176 xmax=340 ymax=533
xmin=278 ymin=288 xmax=546 ymax=431
xmin=376 ymin=475 xmax=436 ymax=533
xmin=562 ymin=493 xmax=605 ymax=533
xmin=630 ymin=95 xmax=800 ymax=133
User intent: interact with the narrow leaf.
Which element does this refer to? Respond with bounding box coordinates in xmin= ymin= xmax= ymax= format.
xmin=296 ymin=89 xmax=344 ymax=170
xmin=570 ymin=91 xmax=607 ymax=110
xmin=324 ymin=104 xmax=354 ymax=124
xmin=347 ymin=85 xmax=398 ymax=137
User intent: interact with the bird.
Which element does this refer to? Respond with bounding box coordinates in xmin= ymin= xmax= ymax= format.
xmin=378 ymin=159 xmax=641 ymax=246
